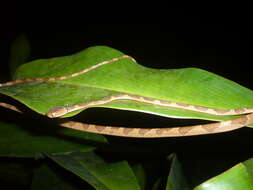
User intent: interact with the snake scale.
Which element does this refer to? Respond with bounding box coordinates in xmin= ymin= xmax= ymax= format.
xmin=1 ymin=55 xmax=253 ymax=138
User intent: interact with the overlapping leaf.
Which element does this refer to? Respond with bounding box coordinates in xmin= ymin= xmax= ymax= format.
xmin=48 ymin=151 xmax=141 ymax=190
xmin=131 ymin=164 xmax=146 ymax=190
xmin=31 ymin=164 xmax=86 ymax=190
xmin=1 ymin=46 xmax=253 ymax=124
xmin=166 ymin=154 xmax=189 ymax=190
xmin=0 ymin=122 xmax=107 ymax=157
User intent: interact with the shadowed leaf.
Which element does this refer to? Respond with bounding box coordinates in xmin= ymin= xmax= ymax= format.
xmin=131 ymin=164 xmax=146 ymax=190
xmin=48 ymin=151 xmax=141 ymax=190
xmin=31 ymin=164 xmax=89 ymax=190
xmin=166 ymin=153 xmax=189 ymax=190
xmin=9 ymin=34 xmax=31 ymax=78
xmin=0 ymin=122 xmax=107 ymax=157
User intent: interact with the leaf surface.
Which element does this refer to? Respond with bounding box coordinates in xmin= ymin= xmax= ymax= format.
xmin=31 ymin=164 xmax=86 ymax=190
xmin=131 ymin=164 xmax=146 ymax=190
xmin=1 ymin=46 xmax=253 ymax=124
xmin=194 ymin=158 xmax=253 ymax=190
xmin=48 ymin=151 xmax=141 ymax=190
xmin=166 ymin=154 xmax=189 ymax=190
xmin=0 ymin=122 xmax=106 ymax=157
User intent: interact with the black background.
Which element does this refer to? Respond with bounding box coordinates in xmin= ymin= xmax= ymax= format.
xmin=1 ymin=2 xmax=253 ymax=189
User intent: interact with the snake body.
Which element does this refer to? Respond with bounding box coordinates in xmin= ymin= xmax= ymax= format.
xmin=1 ymin=55 xmax=253 ymax=137
xmin=0 ymin=55 xmax=134 ymax=87
xmin=47 ymin=94 xmax=253 ymax=118
xmin=60 ymin=113 xmax=253 ymax=137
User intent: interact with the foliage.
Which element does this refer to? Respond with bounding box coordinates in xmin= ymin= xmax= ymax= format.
xmin=1 ymin=37 xmax=253 ymax=189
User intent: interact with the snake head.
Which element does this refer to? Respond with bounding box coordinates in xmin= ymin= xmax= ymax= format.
xmin=47 ymin=107 xmax=68 ymax=118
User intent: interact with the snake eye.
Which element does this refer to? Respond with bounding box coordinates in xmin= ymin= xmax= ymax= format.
xmin=47 ymin=107 xmax=67 ymax=118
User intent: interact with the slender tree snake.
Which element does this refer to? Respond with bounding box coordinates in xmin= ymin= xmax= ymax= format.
xmin=1 ymin=55 xmax=253 ymax=138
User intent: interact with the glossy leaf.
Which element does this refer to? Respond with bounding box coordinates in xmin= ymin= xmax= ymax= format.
xmin=0 ymin=122 xmax=107 ymax=157
xmin=47 ymin=151 xmax=141 ymax=190
xmin=194 ymin=158 xmax=253 ymax=190
xmin=1 ymin=46 xmax=253 ymax=124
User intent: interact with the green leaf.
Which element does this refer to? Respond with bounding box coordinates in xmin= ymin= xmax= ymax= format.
xmin=194 ymin=158 xmax=253 ymax=190
xmin=47 ymin=151 xmax=141 ymax=190
xmin=166 ymin=154 xmax=189 ymax=190
xmin=1 ymin=46 xmax=253 ymax=123
xmin=0 ymin=122 xmax=107 ymax=157
xmin=9 ymin=34 xmax=31 ymax=78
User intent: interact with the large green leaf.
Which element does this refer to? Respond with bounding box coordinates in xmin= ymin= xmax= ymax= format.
xmin=194 ymin=158 xmax=253 ymax=190
xmin=1 ymin=46 xmax=253 ymax=123
xmin=47 ymin=151 xmax=141 ymax=190
xmin=0 ymin=122 xmax=107 ymax=157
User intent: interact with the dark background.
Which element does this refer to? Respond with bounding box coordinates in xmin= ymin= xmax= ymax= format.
xmin=1 ymin=2 xmax=253 ymax=189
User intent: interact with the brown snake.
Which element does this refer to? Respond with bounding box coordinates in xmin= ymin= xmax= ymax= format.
xmin=1 ymin=55 xmax=253 ymax=138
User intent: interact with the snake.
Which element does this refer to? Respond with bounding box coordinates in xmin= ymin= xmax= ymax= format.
xmin=1 ymin=55 xmax=253 ymax=138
